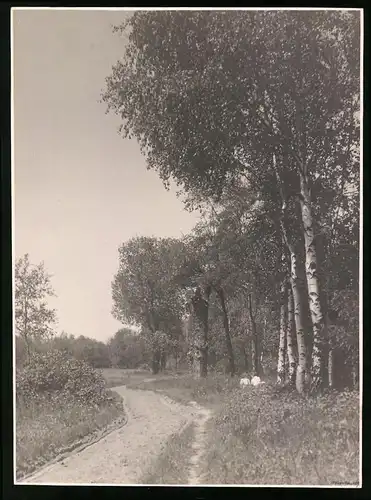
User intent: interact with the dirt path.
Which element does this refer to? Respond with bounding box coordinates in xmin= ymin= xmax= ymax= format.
xmin=22 ymin=386 xmax=197 ymax=485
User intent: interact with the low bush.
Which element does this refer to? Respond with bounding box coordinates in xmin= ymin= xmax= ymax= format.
xmin=202 ymin=384 xmax=360 ymax=485
xmin=16 ymin=350 xmax=109 ymax=407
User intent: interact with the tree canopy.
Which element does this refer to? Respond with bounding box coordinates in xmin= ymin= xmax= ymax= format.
xmin=102 ymin=10 xmax=359 ymax=204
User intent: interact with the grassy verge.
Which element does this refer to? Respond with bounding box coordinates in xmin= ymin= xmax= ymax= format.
xmin=16 ymin=389 xmax=125 ymax=480
xmin=140 ymin=422 xmax=196 ymax=485
xmin=200 ymin=385 xmax=360 ymax=485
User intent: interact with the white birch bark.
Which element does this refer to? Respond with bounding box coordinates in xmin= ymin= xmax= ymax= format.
xmin=328 ymin=348 xmax=334 ymax=388
xmin=273 ymin=153 xmax=307 ymax=394
xmin=286 ymin=284 xmax=298 ymax=386
xmin=277 ymin=277 xmax=288 ymax=384
xmin=299 ymin=172 xmax=328 ymax=392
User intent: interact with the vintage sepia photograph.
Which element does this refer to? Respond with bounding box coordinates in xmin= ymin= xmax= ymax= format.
xmin=12 ymin=7 xmax=362 ymax=487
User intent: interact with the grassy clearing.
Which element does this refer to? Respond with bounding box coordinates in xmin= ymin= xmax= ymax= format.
xmin=16 ymin=390 xmax=125 ymax=480
xmin=140 ymin=422 xmax=196 ymax=485
xmin=101 ymin=367 xmax=155 ymax=388
xmin=200 ymin=385 xmax=360 ymax=486
xmin=125 ymin=373 xmax=240 ymax=408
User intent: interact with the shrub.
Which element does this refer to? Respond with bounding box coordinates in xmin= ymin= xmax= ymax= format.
xmin=16 ymin=349 xmax=109 ymax=407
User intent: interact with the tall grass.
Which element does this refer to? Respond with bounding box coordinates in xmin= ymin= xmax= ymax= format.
xmin=201 ymin=385 xmax=359 ymax=485
xmin=16 ymin=390 xmax=124 ymax=480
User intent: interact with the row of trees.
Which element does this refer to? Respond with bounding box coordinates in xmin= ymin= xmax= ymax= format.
xmin=103 ymin=10 xmax=360 ymax=393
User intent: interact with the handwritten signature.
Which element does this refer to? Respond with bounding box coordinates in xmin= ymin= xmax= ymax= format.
xmin=332 ymin=481 xmax=360 ymax=487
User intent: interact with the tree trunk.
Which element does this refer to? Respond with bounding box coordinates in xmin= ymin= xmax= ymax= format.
xmin=328 ymin=348 xmax=334 ymax=388
xmin=277 ymin=279 xmax=288 ymax=384
xmin=242 ymin=345 xmax=249 ymax=372
xmin=248 ymin=293 xmax=260 ymax=377
xmin=199 ymin=351 xmax=208 ymax=378
xmin=151 ymin=350 xmax=161 ymax=374
xmin=290 ymin=253 xmax=307 ymax=394
xmin=160 ymin=352 xmax=166 ymax=372
xmin=250 ymin=337 xmax=256 ymax=375
xmin=299 ymin=172 xmax=328 ymax=392
xmin=217 ymin=287 xmax=236 ymax=377
xmin=284 ymin=352 xmax=289 ymax=384
xmin=190 ymin=285 xmax=211 ymax=378
xmin=286 ymin=284 xmax=298 ymax=387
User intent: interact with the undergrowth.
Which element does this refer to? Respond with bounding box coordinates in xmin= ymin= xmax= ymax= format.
xmin=201 ymin=384 xmax=360 ymax=485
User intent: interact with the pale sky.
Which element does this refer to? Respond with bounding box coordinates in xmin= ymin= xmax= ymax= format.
xmin=12 ymin=9 xmax=199 ymax=342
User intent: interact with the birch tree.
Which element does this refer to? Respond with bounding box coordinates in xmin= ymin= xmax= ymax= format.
xmin=286 ymin=285 xmax=298 ymax=387
xmin=277 ymin=263 xmax=288 ymax=385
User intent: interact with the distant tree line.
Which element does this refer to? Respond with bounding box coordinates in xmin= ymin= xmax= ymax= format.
xmin=14 ymin=255 xmax=150 ymax=371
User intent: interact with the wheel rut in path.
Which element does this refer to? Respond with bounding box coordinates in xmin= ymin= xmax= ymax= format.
xmin=187 ymin=401 xmax=213 ymax=485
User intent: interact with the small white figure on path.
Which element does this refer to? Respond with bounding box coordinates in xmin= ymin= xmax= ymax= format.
xmin=251 ymin=376 xmax=266 ymax=386
xmin=240 ymin=377 xmax=251 ymax=387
